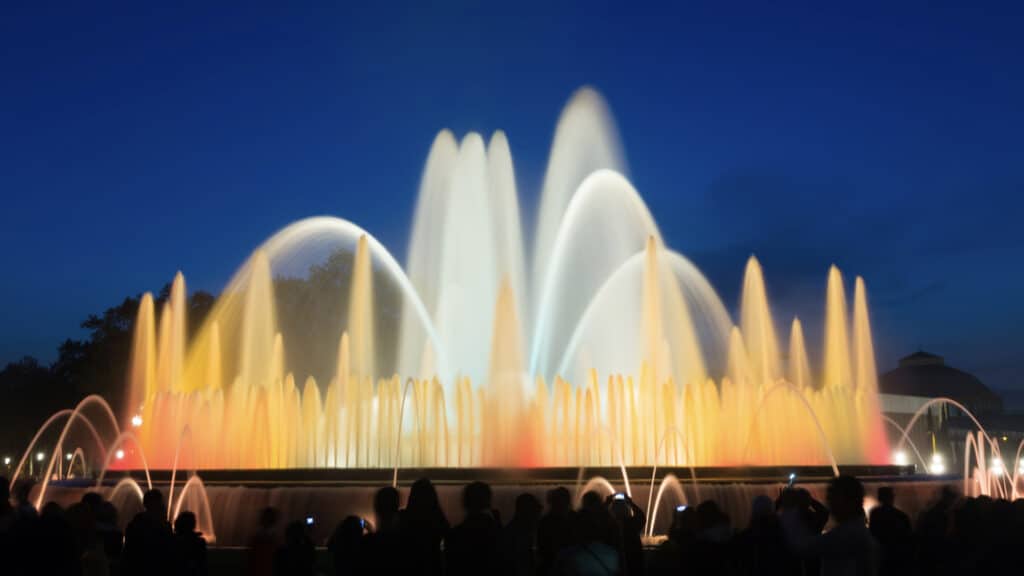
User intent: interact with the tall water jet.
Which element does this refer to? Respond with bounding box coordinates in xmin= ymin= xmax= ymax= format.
xmin=488 ymin=279 xmax=529 ymax=465
xmin=788 ymin=318 xmax=812 ymax=389
xmin=533 ymin=87 xmax=625 ymax=316
xmin=823 ymin=266 xmax=852 ymax=390
xmin=740 ymin=257 xmax=780 ymax=385
xmin=239 ymin=250 xmax=279 ymax=390
xmin=853 ymin=277 xmax=889 ymax=461
xmin=126 ymin=293 xmax=156 ymax=426
xmin=169 ymin=272 xmax=187 ymax=392
xmin=529 ymin=169 xmax=660 ymax=380
xmin=347 ymin=235 xmax=376 ymax=379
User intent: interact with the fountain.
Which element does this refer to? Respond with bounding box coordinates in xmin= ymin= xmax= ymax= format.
xmin=101 ymin=87 xmax=891 ymax=471
xmin=22 ymin=87 xmax=1006 ymax=544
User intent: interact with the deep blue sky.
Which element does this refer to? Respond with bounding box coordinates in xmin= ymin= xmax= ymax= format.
xmin=2 ymin=2 xmax=1022 ymax=393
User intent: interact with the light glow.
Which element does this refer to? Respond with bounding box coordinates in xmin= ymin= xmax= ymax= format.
xmin=115 ymin=449 xmax=125 ymax=460
xmin=35 ymin=451 xmax=45 ymax=462
xmin=131 ymin=414 xmax=143 ymax=428
xmin=990 ymin=458 xmax=1005 ymax=477
xmin=892 ymin=450 xmax=908 ymax=466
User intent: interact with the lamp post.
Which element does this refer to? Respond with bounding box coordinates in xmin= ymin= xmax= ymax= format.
xmin=30 ymin=450 xmax=45 ymax=478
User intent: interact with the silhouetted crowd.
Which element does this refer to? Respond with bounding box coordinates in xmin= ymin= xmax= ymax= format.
xmin=4 ymin=473 xmax=1024 ymax=575
xmin=0 ymin=477 xmax=206 ymax=576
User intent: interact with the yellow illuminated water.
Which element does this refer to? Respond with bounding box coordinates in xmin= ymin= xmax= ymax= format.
xmin=115 ymin=88 xmax=889 ymax=470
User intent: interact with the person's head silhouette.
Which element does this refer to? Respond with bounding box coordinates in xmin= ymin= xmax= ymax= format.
xmin=407 ymin=478 xmax=442 ymax=516
xmin=174 ymin=511 xmax=197 ymax=535
xmin=81 ymin=491 xmax=103 ymax=511
xmin=579 ymin=490 xmax=603 ymax=512
xmin=877 ymin=486 xmax=895 ymax=507
xmin=143 ymin=488 xmax=165 ymax=516
xmin=514 ymin=492 xmax=542 ymax=524
xmin=827 ymin=475 xmax=865 ymax=523
xmin=374 ymin=486 xmax=400 ymax=527
xmin=547 ymin=486 xmax=571 ymax=515
xmin=463 ymin=481 xmax=492 ymax=514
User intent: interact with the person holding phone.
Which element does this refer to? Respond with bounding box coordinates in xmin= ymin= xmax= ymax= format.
xmin=328 ymin=515 xmax=369 ymax=576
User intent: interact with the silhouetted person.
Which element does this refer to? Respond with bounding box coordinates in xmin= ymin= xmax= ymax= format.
xmin=538 ymin=487 xmax=575 ymax=576
xmin=607 ymin=493 xmax=645 ymax=576
xmin=6 ymin=480 xmax=42 ymax=576
xmin=778 ymin=486 xmax=829 ymax=576
xmin=328 ymin=515 xmax=367 ymax=576
xmin=915 ymin=486 xmax=956 ymax=576
xmin=693 ymin=500 xmax=733 ymax=575
xmin=173 ymin=511 xmax=208 ymax=576
xmin=38 ymin=501 xmax=80 ymax=576
xmin=12 ymin=479 xmax=37 ymax=520
xmin=0 ymin=478 xmax=14 ymax=566
xmin=784 ymin=476 xmax=878 ymax=576
xmin=869 ymin=487 xmax=911 ymax=576
xmin=446 ymin=481 xmax=503 ymax=576
xmin=651 ymin=505 xmax=698 ymax=576
xmin=273 ymin=520 xmax=315 ymax=576
xmin=361 ymin=486 xmax=401 ymax=575
xmin=735 ymin=495 xmax=796 ymax=576
xmin=122 ymin=489 xmax=174 ymax=576
xmin=66 ymin=500 xmax=108 ymax=576
xmin=502 ymin=492 xmax=542 ymax=576
xmin=246 ymin=507 xmax=280 ymax=576
xmin=81 ymin=492 xmax=122 ymax=561
xmin=553 ymin=491 xmax=620 ymax=576
xmin=0 ymin=477 xmax=13 ymax=528
xmin=578 ymin=490 xmax=616 ymax=545
xmin=986 ymin=498 xmax=1015 ymax=575
xmin=399 ymin=478 xmax=449 ymax=576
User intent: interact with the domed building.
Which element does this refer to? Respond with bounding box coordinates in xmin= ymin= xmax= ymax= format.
xmin=879 ymin=351 xmax=1019 ymax=473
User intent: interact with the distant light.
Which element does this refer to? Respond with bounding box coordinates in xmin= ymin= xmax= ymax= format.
xmin=1001 ymin=436 xmax=1008 ymax=442
xmin=929 ymin=453 xmax=946 ymax=475
xmin=990 ymin=458 xmax=1005 ymax=477
xmin=1018 ymin=459 xmax=1024 ymax=475
xmin=131 ymin=415 xmax=143 ymax=428
xmin=892 ymin=450 xmax=908 ymax=466
xmin=65 ymin=453 xmax=73 ymax=461
xmin=35 ymin=452 xmax=45 ymax=462
xmin=3 ymin=456 xmax=11 ymax=466
xmin=115 ymin=449 xmax=125 ymax=460
xmin=675 ymin=504 xmax=687 ymax=512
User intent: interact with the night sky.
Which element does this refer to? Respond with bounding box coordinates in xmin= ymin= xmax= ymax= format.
xmin=2 ymin=3 xmax=1022 ymax=395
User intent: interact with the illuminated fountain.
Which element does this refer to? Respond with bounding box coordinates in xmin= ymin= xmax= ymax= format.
xmin=102 ymin=87 xmax=890 ymax=471
xmin=19 ymin=87 xmax=1024 ymax=543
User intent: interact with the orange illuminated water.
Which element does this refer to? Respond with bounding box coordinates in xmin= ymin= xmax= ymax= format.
xmin=109 ymin=88 xmax=890 ymax=470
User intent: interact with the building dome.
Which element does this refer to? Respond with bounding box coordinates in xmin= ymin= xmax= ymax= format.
xmin=879 ymin=351 xmax=1003 ymax=414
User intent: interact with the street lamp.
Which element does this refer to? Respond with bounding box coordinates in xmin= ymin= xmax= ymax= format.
xmin=35 ymin=451 xmax=45 ymax=462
